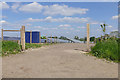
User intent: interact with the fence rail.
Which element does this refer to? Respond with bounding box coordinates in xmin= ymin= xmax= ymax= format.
xmin=1 ymin=26 xmax=25 ymax=50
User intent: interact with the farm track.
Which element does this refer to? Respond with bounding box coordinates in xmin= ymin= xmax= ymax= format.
xmin=2 ymin=43 xmax=118 ymax=78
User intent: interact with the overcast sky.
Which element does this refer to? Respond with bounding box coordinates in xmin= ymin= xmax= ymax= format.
xmin=0 ymin=2 xmax=118 ymax=38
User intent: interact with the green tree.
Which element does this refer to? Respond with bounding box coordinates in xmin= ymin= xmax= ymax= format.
xmin=41 ymin=36 xmax=47 ymax=39
xmin=79 ymin=38 xmax=84 ymax=41
xmin=84 ymin=37 xmax=87 ymax=41
xmin=74 ymin=36 xmax=79 ymax=40
xmin=90 ymin=36 xmax=95 ymax=42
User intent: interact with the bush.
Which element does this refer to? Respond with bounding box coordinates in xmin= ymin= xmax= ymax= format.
xmin=2 ymin=41 xmax=21 ymax=56
xmin=90 ymin=40 xmax=120 ymax=62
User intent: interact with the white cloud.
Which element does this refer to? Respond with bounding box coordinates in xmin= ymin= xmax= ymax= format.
xmin=112 ymin=14 xmax=120 ymax=20
xmin=0 ymin=20 xmax=8 ymax=27
xmin=11 ymin=3 xmax=21 ymax=12
xmin=77 ymin=26 xmax=86 ymax=29
xmin=35 ymin=26 xmax=58 ymax=30
xmin=0 ymin=20 xmax=30 ymax=29
xmin=26 ymin=16 xmax=90 ymax=23
xmin=18 ymin=2 xmax=88 ymax=16
xmin=108 ymin=25 xmax=112 ymax=28
xmin=58 ymin=24 xmax=71 ymax=27
xmin=0 ymin=20 xmax=7 ymax=23
xmin=90 ymin=22 xmax=99 ymax=25
xmin=19 ymin=2 xmax=43 ymax=13
xmin=43 ymin=4 xmax=89 ymax=16
xmin=0 ymin=2 xmax=9 ymax=10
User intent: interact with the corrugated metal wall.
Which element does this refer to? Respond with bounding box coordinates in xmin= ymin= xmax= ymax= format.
xmin=25 ymin=32 xmax=39 ymax=43
xmin=25 ymin=32 xmax=30 ymax=43
xmin=32 ymin=32 xmax=39 ymax=43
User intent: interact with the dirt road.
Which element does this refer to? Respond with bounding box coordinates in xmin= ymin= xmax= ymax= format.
xmin=2 ymin=43 xmax=118 ymax=78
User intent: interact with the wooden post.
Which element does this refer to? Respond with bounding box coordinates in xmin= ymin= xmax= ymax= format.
xmin=1 ymin=29 xmax=3 ymax=41
xmin=56 ymin=37 xmax=57 ymax=43
xmin=87 ymin=23 xmax=90 ymax=51
xmin=20 ymin=28 xmax=22 ymax=45
xmin=30 ymin=31 xmax=32 ymax=43
xmin=54 ymin=36 xmax=56 ymax=43
xmin=46 ymin=35 xmax=47 ymax=43
xmin=94 ymin=38 xmax=96 ymax=43
xmin=39 ymin=32 xmax=41 ymax=43
xmin=51 ymin=35 xmax=52 ymax=43
xmin=21 ymin=26 xmax=25 ymax=50
xmin=17 ymin=40 xmax=20 ymax=45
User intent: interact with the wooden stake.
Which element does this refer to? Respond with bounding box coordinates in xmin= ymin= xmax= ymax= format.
xmin=56 ymin=37 xmax=57 ymax=43
xmin=87 ymin=23 xmax=90 ymax=51
xmin=39 ymin=32 xmax=41 ymax=43
xmin=21 ymin=26 xmax=25 ymax=50
xmin=1 ymin=29 xmax=3 ymax=41
xmin=51 ymin=35 xmax=52 ymax=43
xmin=30 ymin=31 xmax=32 ymax=43
xmin=46 ymin=35 xmax=47 ymax=43
xmin=54 ymin=36 xmax=56 ymax=43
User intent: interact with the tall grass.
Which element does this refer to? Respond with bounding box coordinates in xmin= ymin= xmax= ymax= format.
xmin=25 ymin=43 xmax=54 ymax=49
xmin=2 ymin=41 xmax=21 ymax=56
xmin=25 ymin=43 xmax=42 ymax=49
xmin=0 ymin=41 xmax=2 ymax=56
xmin=1 ymin=41 xmax=55 ymax=56
xmin=90 ymin=40 xmax=120 ymax=62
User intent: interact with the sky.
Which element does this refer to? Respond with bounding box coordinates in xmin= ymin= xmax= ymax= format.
xmin=0 ymin=2 xmax=119 ymax=39
xmin=1 ymin=0 xmax=120 ymax=2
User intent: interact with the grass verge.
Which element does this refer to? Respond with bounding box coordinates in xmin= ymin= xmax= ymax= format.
xmin=1 ymin=41 xmax=56 ymax=56
xmin=2 ymin=41 xmax=21 ymax=56
xmin=89 ymin=40 xmax=120 ymax=63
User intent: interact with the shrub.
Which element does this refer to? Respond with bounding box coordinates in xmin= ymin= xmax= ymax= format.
xmin=90 ymin=40 xmax=120 ymax=62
